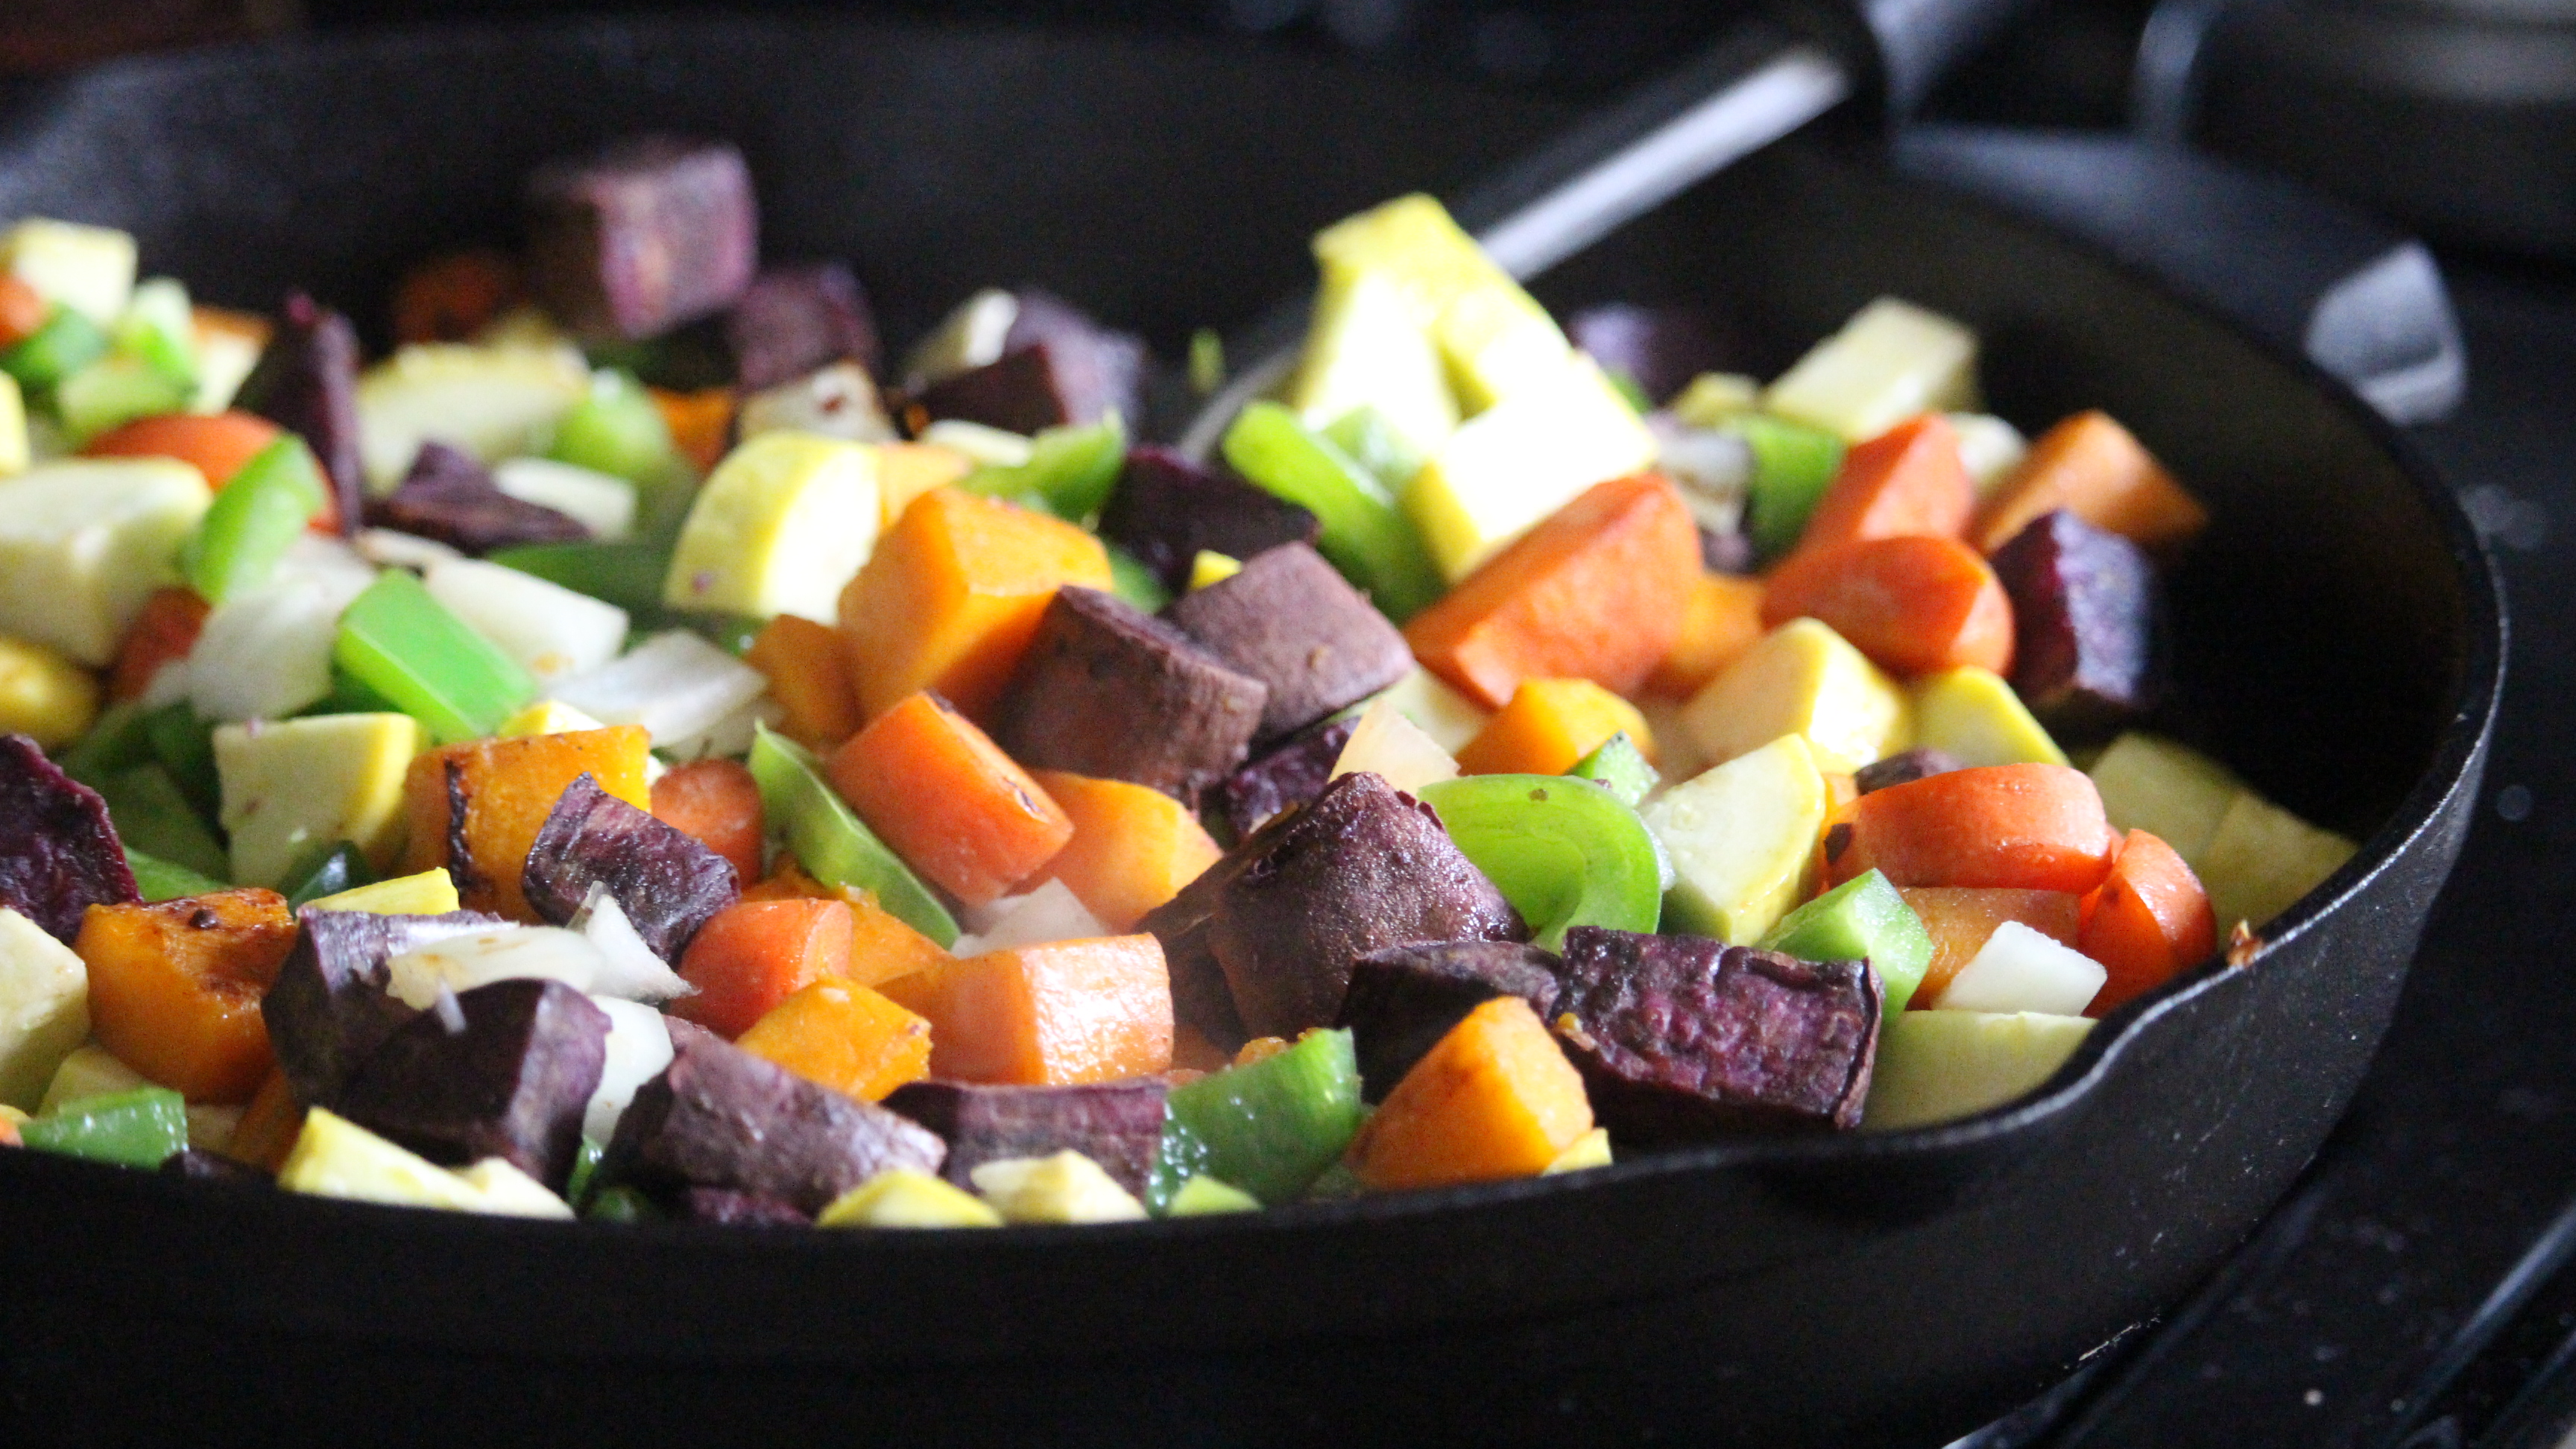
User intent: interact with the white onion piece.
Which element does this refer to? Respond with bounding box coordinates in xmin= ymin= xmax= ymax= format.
xmin=492 ymin=457 xmax=638 ymax=542
xmin=953 ymin=880 xmax=1106 ymax=956
xmin=385 ymin=926 xmax=602 ymax=1010
xmin=549 ymin=631 xmax=767 ymax=746
xmin=188 ymin=571 xmax=367 ymax=722
xmin=568 ymin=886 xmax=695 ymax=1003
xmin=355 ymin=527 xmax=464 ymax=572
xmin=1948 ymin=411 xmax=2029 ymax=499
xmin=584 ymin=997 xmax=674 ymax=1144
xmin=276 ymin=532 xmax=380 ymax=596
xmin=916 ymin=418 xmax=1032 ymax=467
xmin=424 ymin=556 xmax=628 ymax=684
xmin=139 ymin=658 xmax=191 ymax=710
xmin=657 ymin=694 xmax=785 ymax=764
xmin=1932 ymin=920 xmax=2108 ymax=1016
xmin=1330 ymin=696 xmax=1459 ymax=795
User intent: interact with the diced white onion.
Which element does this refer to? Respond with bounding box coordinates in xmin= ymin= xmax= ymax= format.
xmin=187 ymin=571 xmax=368 ymax=722
xmin=1931 ymin=920 xmax=2107 ymax=1016
xmin=385 ymin=926 xmax=602 ymax=1010
xmin=584 ymin=996 xmax=674 ymax=1144
xmin=424 ymin=556 xmax=628 ymax=684
xmin=354 ymin=528 xmax=464 ymax=572
xmin=549 ymin=631 xmax=768 ymax=747
xmin=656 ymin=694 xmax=785 ymax=764
xmin=953 ymin=880 xmax=1106 ymax=956
xmin=569 ymin=886 xmax=695 ymax=1003
xmin=915 ymin=419 xmax=1032 ymax=467
xmin=1330 ymin=695 xmax=1460 ymax=795
xmin=491 ymin=457 xmax=637 ymax=542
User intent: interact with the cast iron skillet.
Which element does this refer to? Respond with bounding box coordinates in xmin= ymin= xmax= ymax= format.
xmin=0 ymin=16 xmax=2504 ymax=1448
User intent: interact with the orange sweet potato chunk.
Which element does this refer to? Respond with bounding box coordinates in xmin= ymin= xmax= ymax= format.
xmin=401 ymin=727 xmax=651 ymax=922
xmin=226 ymin=1065 xmax=305 ymax=1170
xmin=1029 ymin=770 xmax=1225 ymax=932
xmin=1454 ymin=678 xmax=1656 ymax=777
xmin=1643 ymin=571 xmax=1766 ymax=700
xmin=77 ymin=889 xmax=298 ymax=1104
xmin=1972 ymin=410 xmax=2209 ymax=555
xmin=736 ymin=979 xmax=933 ymax=1102
xmin=745 ymin=613 xmax=864 ymax=751
xmin=670 ymin=897 xmax=855 ymax=1039
xmin=1348 ymin=995 xmax=1593 ymax=1192
xmin=738 ymin=860 xmax=953 ymax=988
xmin=875 ymin=935 xmax=1172 ymax=1086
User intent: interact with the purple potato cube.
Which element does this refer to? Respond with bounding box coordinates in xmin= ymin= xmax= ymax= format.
xmin=1990 ymin=509 xmax=2166 ymax=733
xmin=1136 ymin=855 xmax=1254 ymax=1054
xmin=1096 ymin=447 xmax=1320 ymax=594
xmin=1163 ymin=543 xmax=1414 ymax=741
xmin=882 ymin=1078 xmax=1170 ymax=1197
xmin=261 ymin=907 xmax=505 ymax=1107
xmin=602 ymin=1020 xmax=945 ymax=1215
xmin=909 ymin=343 xmax=1076 ymax=436
xmin=364 ymin=441 xmax=590 ymax=555
xmin=1003 ymin=289 xmax=1146 ymax=426
xmin=525 ymin=136 xmax=758 ymax=341
xmin=1854 ymin=748 xmax=1968 ymax=795
xmin=1212 ymin=711 xmax=1361 ymax=842
xmin=986 ymin=587 xmax=1268 ymax=804
xmin=1338 ymin=941 xmax=1564 ymax=1102
xmin=1554 ymin=926 xmax=1879 ymax=1140
xmin=160 ymin=1147 xmax=271 ymax=1184
xmin=236 ymin=291 xmax=364 ymax=536
xmin=0 ymin=734 xmax=137 ymax=943
xmin=335 ymin=977 xmax=610 ymax=1191
xmin=520 ymin=773 xmax=739 ymax=960
xmin=726 ymin=262 xmax=880 ymax=391
xmin=1566 ymin=303 xmax=1737 ymax=407
xmin=675 ymin=1187 xmax=811 ymax=1226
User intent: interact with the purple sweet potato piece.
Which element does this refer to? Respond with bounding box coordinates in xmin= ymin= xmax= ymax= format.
xmin=726 ymin=262 xmax=880 ymax=391
xmin=236 ymin=291 xmax=364 ymax=535
xmin=1096 ymin=447 xmax=1321 ymax=594
xmin=909 ymin=343 xmax=1076 ymax=436
xmin=335 ymin=977 xmax=609 ymax=1191
xmin=986 ymin=587 xmax=1267 ymax=804
xmin=525 ymin=136 xmax=759 ymax=341
xmin=675 ymin=1187 xmax=811 ymax=1226
xmin=1566 ymin=303 xmax=1736 ymax=407
xmin=520 ymin=773 xmax=739 ymax=959
xmin=602 ymin=1019 xmax=945 ymax=1215
xmin=1990 ymin=509 xmax=2166 ymax=733
xmin=364 ymin=441 xmax=590 ymax=555
xmin=1003 ymin=289 xmax=1146 ymax=426
xmin=261 ymin=906 xmax=505 ymax=1107
xmin=1202 ymin=771 xmax=1525 ymax=1040
xmin=1854 ymin=748 xmax=1968 ymax=795
xmin=1163 ymin=543 xmax=1414 ymax=741
xmin=0 ymin=734 xmax=137 ymax=943
xmin=1136 ymin=856 xmax=1254 ymax=1055
xmin=1213 ymin=711 xmax=1361 ymax=842
xmin=1337 ymin=941 xmax=1564 ymax=1102
xmin=160 ymin=1147 xmax=271 ymax=1184
xmin=1553 ymin=926 xmax=1879 ymax=1141
xmin=883 ymin=1078 xmax=1170 ymax=1198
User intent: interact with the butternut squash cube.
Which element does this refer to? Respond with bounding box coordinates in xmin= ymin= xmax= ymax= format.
xmin=876 ymin=935 xmax=1172 ymax=1086
xmin=736 ymin=979 xmax=933 ymax=1102
xmin=75 ymin=888 xmax=298 ymax=1103
xmin=400 ymin=725 xmax=651 ymax=922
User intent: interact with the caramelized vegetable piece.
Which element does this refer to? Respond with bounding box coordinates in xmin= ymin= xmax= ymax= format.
xmin=1554 ymin=926 xmax=1879 ymax=1140
xmin=0 ymin=733 xmax=139 ymax=942
xmin=1761 ymin=534 xmax=2015 ymax=677
xmin=1164 ymin=542 xmax=1413 ymax=742
xmin=522 ymin=774 xmax=741 ymax=959
xmin=827 ymin=692 xmax=1071 ymax=908
xmin=1789 ymin=414 xmax=1974 ymax=559
xmin=836 ymin=487 xmax=1114 ymax=722
xmin=988 ymin=587 xmax=1267 ymax=803
xmin=1337 ymin=940 xmax=1564 ymax=1102
xmin=875 ymin=934 xmax=1172 ymax=1085
xmin=259 ymin=907 xmax=503 ymax=1106
xmin=334 ymin=976 xmax=609 ymax=1191
xmin=726 ymin=262 xmax=880 ymax=391
xmin=402 ymin=728 xmax=651 ymax=922
xmin=1096 ymin=446 xmax=1320 ymax=594
xmin=364 ymin=441 xmax=587 ymax=556
xmin=391 ymin=248 xmax=521 ymax=344
xmin=742 ymin=862 xmax=952 ymax=988
xmin=1989 ymin=508 xmax=2165 ymax=732
xmin=524 ymin=136 xmax=758 ymax=341
xmin=1029 ymin=770 xmax=1224 ymax=932
xmin=1972 ymin=410 xmax=2209 ymax=555
xmin=2079 ymin=829 xmax=2216 ymax=1014
xmin=1643 ymin=571 xmax=1767 ymax=700
xmin=883 ymin=1078 xmax=1169 ymax=1197
xmin=669 ymin=897 xmax=853 ymax=1039
xmin=1826 ymin=763 xmax=2120 ymax=896
xmin=602 ymin=1018 xmax=944 ymax=1215
xmin=234 ymin=291 xmax=364 ymax=534
xmin=735 ymin=979 xmax=932 ymax=1102
xmin=1348 ymin=995 xmax=1594 ymax=1191
xmin=743 ymin=614 xmax=865 ymax=751
xmin=1211 ymin=712 xmax=1362 ymax=841
xmin=1454 ymin=678 xmax=1654 ymax=778
xmin=1402 ymin=473 xmax=1701 ymax=710
xmin=77 ymin=888 xmax=297 ymax=1103
xmin=648 ymin=758 xmax=766 ymax=886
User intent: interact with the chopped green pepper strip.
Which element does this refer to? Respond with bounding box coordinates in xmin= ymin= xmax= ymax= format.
xmin=1418 ymin=774 xmax=1664 ymax=951
xmin=1758 ymin=868 xmax=1934 ymax=1018
xmin=1222 ymin=402 xmax=1443 ymax=622
xmin=21 ymin=1085 xmax=191 ymax=1169
xmin=1155 ymin=1029 xmax=1366 ymax=1208
xmin=125 ymin=847 xmax=229 ymax=903
xmin=957 ymin=414 xmax=1127 ymax=523
xmin=1105 ymin=544 xmax=1172 ymax=613
xmin=180 ymin=436 xmax=327 ymax=605
xmin=97 ymin=763 xmax=230 ymax=883
xmin=745 ymin=724 xmax=959 ymax=947
xmin=1565 ymin=732 xmax=1659 ymax=809
xmin=283 ymin=842 xmax=375 ymax=910
xmin=332 ymin=570 xmax=537 ymax=745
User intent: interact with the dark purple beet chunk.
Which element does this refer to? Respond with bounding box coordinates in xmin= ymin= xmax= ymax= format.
xmin=1003 ymin=289 xmax=1145 ymax=426
xmin=261 ymin=907 xmax=505 ymax=1107
xmin=520 ymin=773 xmax=739 ymax=959
xmin=883 ymin=1079 xmax=1169 ymax=1198
xmin=986 ymin=587 xmax=1267 ymax=804
xmin=1096 ymin=447 xmax=1320 ymax=594
xmin=1338 ymin=941 xmax=1564 ymax=1102
xmin=1989 ymin=509 xmax=2166 ymax=733
xmin=1163 ymin=543 xmax=1414 ymax=741
xmin=1854 ymin=748 xmax=1969 ymax=795
xmin=675 ymin=1187 xmax=812 ymax=1227
xmin=1554 ymin=926 xmax=1879 ymax=1141
xmin=364 ymin=441 xmax=590 ymax=555
xmin=0 ymin=734 xmax=138 ymax=943
xmin=236 ymin=291 xmax=364 ymax=536
xmin=335 ymin=978 xmax=610 ymax=1191
xmin=1565 ymin=303 xmax=1735 ymax=406
xmin=160 ymin=1147 xmax=271 ymax=1184
xmin=525 ymin=136 xmax=758 ymax=341
xmin=1213 ymin=712 xmax=1361 ymax=842
xmin=909 ymin=343 xmax=1077 ymax=436
xmin=602 ymin=1020 xmax=945 ymax=1216
xmin=726 ymin=262 xmax=880 ymax=391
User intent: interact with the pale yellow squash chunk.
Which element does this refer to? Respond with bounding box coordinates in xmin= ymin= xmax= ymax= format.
xmin=1861 ymin=1010 xmax=2094 ymax=1131
xmin=664 ymin=430 xmax=880 ymax=624
xmin=1641 ymin=732 xmax=1829 ymax=944
xmin=215 ymin=713 xmax=424 ymax=887
xmin=1682 ymin=618 xmax=1911 ymax=774
xmin=1910 ymin=666 xmax=2068 ymax=768
xmin=0 ymin=458 xmax=209 ymax=667
xmin=1764 ymin=297 xmax=1979 ymax=442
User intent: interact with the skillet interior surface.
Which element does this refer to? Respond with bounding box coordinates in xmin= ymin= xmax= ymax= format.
xmin=0 ymin=16 xmax=2502 ymax=1448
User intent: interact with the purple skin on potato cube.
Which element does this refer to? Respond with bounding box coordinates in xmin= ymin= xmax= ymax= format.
xmin=1002 ymin=289 xmax=1146 ymax=426
xmin=602 ymin=1020 xmax=945 ymax=1216
xmin=1213 ymin=711 xmax=1361 ymax=842
xmin=236 ymin=291 xmax=365 ymax=535
xmin=1137 ymin=858 xmax=1254 ymax=1055
xmin=1096 ymin=446 xmax=1321 ymax=595
xmin=0 ymin=735 xmax=137 ymax=944
xmin=986 ymin=587 xmax=1268 ymax=806
xmin=910 ymin=342 xmax=1080 ymax=436
xmin=520 ymin=773 xmax=739 ymax=961
xmin=1163 ymin=543 xmax=1415 ymax=742
xmin=525 ymin=136 xmax=758 ymax=341
xmin=364 ymin=441 xmax=590 ymax=556
xmin=160 ymin=1147 xmax=271 ymax=1184
xmin=335 ymin=977 xmax=610 ymax=1193
xmin=1854 ymin=748 xmax=1969 ymax=795
xmin=1566 ymin=303 xmax=1737 ymax=408
xmin=1338 ymin=941 xmax=1565 ymax=1103
xmin=1989 ymin=508 xmax=2167 ymax=734
xmin=1553 ymin=926 xmax=1880 ymax=1142
xmin=882 ymin=1079 xmax=1171 ymax=1198
xmin=675 ymin=1187 xmax=812 ymax=1226
xmin=725 ymin=262 xmax=880 ymax=391
xmin=261 ymin=906 xmax=506 ymax=1107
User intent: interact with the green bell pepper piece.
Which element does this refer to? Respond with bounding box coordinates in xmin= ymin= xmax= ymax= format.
xmin=1105 ymin=543 xmax=1172 ymax=613
xmin=1566 ymin=731 xmax=1659 ymax=809
xmin=180 ymin=436 xmax=328 ymax=605
xmin=140 ymin=702 xmax=221 ymax=826
xmin=1757 ymin=868 xmax=1934 ymax=1017
xmin=1417 ymin=774 xmax=1663 ymax=951
xmin=116 ymin=278 xmax=198 ymax=390
xmin=745 ymin=724 xmax=958 ymax=947
xmin=957 ymin=414 xmax=1127 ymax=523
xmin=125 ymin=847 xmax=229 ymax=903
xmin=585 ymin=1184 xmax=661 ymax=1223
xmin=563 ymin=1137 xmax=606 ymax=1209
xmin=21 ymin=1085 xmax=190 ymax=1169
xmin=487 ymin=541 xmax=678 ymax=625
xmin=333 ymin=570 xmax=537 ymax=745
xmin=1221 ymin=402 xmax=1444 ymax=622
xmin=1154 ymin=1028 xmax=1366 ymax=1208
xmin=97 ymin=764 xmax=230 ymax=883
xmin=58 ymin=699 xmax=156 ymax=789
xmin=0 ymin=307 xmax=107 ymax=391
xmin=55 ymin=354 xmax=192 ymax=443
xmin=282 ymin=841 xmax=375 ymax=910
xmin=1166 ymin=1174 xmax=1261 ymax=1216
xmin=302 ymin=667 xmax=405 ymax=719
xmin=1733 ymin=413 xmax=1847 ymax=564
xmin=1320 ymin=404 xmax=1429 ymax=497
xmin=547 ymin=370 xmax=678 ymax=484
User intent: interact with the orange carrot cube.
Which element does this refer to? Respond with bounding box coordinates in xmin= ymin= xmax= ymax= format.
xmin=826 ymin=691 xmax=1072 ymax=908
xmin=1761 ymin=534 xmax=2014 ymax=678
xmin=670 ymin=897 xmax=856 ymax=1039
xmin=1791 ymin=414 xmax=1973 ymax=558
xmin=744 ymin=613 xmax=864 ymax=751
xmin=1972 ymin=410 xmax=2209 ymax=555
xmin=1454 ymin=678 xmax=1656 ymax=777
xmin=2080 ymin=829 xmax=2217 ymax=1014
xmin=1643 ymin=571 xmax=1766 ymax=699
xmin=650 ymin=757 xmax=766 ymax=884
xmin=1348 ymin=996 xmax=1594 ymax=1191
xmin=1029 ymin=770 xmax=1225 ymax=932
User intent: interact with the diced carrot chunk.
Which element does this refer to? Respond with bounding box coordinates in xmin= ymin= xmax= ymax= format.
xmin=84 ymin=411 xmax=285 ymax=490
xmin=1644 ymin=571 xmax=1767 ymax=699
xmin=827 ymin=691 xmax=1072 ymax=908
xmin=736 ymin=979 xmax=933 ymax=1102
xmin=670 ymin=897 xmax=855 ymax=1039
xmin=1972 ymin=410 xmax=2209 ymax=555
xmin=651 ymin=386 xmax=737 ymax=474
xmin=876 ymin=935 xmax=1172 ymax=1085
xmin=1454 ymin=678 xmax=1656 ymax=777
xmin=1029 ymin=770 xmax=1225 ymax=932
xmin=744 ymin=613 xmax=864 ymax=751
xmin=738 ymin=860 xmax=953 ymax=987
xmin=1897 ymin=886 xmax=2083 ymax=1007
xmin=1761 ymin=534 xmax=2013 ymax=677
xmin=650 ymin=757 xmax=765 ymax=884
xmin=2080 ymin=829 xmax=2217 ymax=1014
xmin=1348 ymin=996 xmax=1593 ymax=1191
xmin=0 ymin=276 xmax=44 ymax=350
xmin=1791 ymin=414 xmax=1974 ymax=558
xmin=109 ymin=587 xmax=210 ymax=702
xmin=1826 ymin=763 xmax=2118 ymax=896
xmin=76 ymin=889 xmax=298 ymax=1103
xmin=402 ymin=727 xmax=653 ymax=922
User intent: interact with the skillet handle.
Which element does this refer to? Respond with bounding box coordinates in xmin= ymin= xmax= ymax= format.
xmin=1783 ymin=0 xmax=2048 ymax=119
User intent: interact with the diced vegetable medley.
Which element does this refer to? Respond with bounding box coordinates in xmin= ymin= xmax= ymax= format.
xmin=0 ymin=136 xmax=2361 ymax=1228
